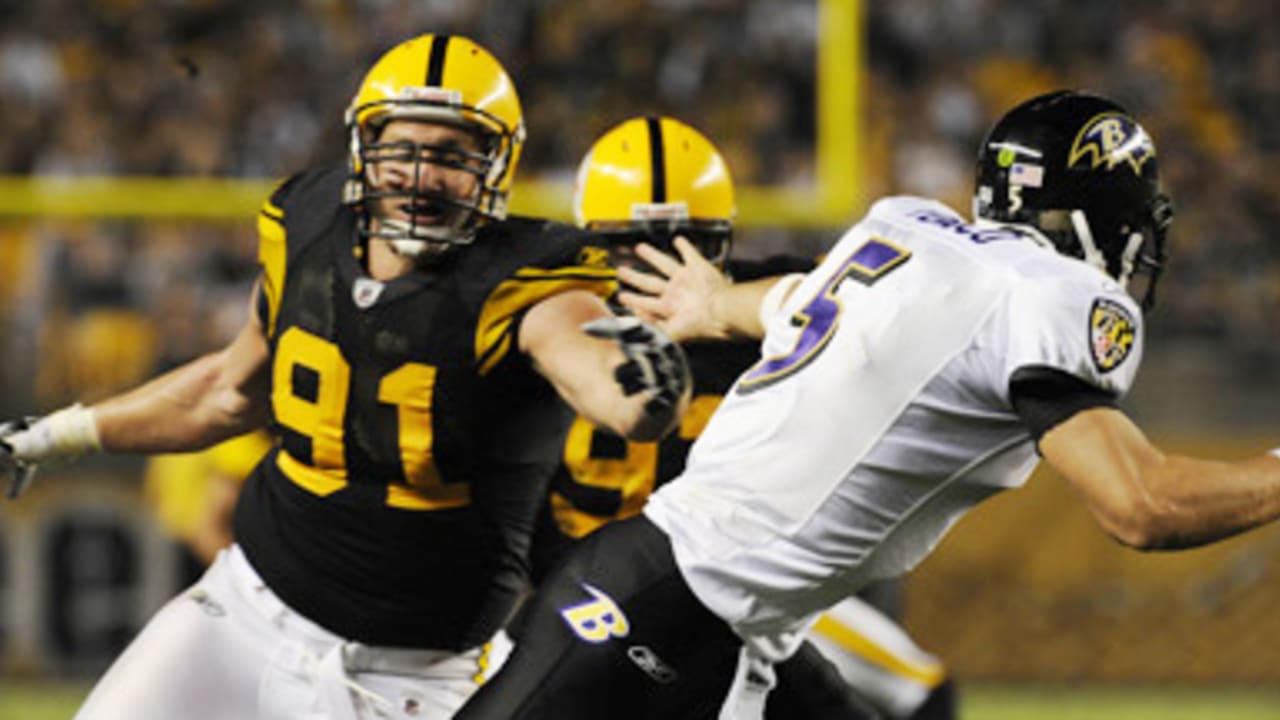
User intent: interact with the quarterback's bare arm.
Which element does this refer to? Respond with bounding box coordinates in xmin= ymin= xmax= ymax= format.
xmin=618 ymin=237 xmax=805 ymax=343
xmin=1024 ymin=375 xmax=1280 ymax=550
xmin=521 ymin=289 xmax=689 ymax=442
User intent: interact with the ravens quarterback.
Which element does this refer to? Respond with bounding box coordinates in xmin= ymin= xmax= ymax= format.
xmin=0 ymin=34 xmax=689 ymax=719
xmin=458 ymin=92 xmax=1280 ymax=718
xmin=523 ymin=115 xmax=954 ymax=719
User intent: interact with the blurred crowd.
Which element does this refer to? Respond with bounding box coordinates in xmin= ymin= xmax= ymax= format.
xmin=1 ymin=0 xmax=1278 ymax=412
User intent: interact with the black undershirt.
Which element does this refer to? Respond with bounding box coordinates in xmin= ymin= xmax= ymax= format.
xmin=1009 ymin=365 xmax=1119 ymax=442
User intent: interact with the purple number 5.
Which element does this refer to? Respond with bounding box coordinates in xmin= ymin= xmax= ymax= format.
xmin=738 ymin=237 xmax=911 ymax=394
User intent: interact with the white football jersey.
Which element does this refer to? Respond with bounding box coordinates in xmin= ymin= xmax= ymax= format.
xmin=644 ymin=196 xmax=1144 ymax=661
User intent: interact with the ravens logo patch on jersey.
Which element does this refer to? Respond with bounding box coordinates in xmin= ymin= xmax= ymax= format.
xmin=1090 ymin=297 xmax=1136 ymax=373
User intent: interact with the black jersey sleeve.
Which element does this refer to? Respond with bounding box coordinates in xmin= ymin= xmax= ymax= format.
xmin=726 ymin=254 xmax=815 ymax=282
xmin=1009 ymin=365 xmax=1118 ymax=442
xmin=471 ymin=218 xmax=618 ymax=375
xmin=255 ymin=166 xmax=351 ymax=337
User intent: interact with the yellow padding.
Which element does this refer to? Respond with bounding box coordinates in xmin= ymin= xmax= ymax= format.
xmin=257 ymin=201 xmax=287 ymax=335
xmin=475 ymin=266 xmax=616 ymax=374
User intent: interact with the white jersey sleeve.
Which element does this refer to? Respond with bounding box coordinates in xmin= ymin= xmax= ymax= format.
xmin=1000 ymin=259 xmax=1144 ymax=400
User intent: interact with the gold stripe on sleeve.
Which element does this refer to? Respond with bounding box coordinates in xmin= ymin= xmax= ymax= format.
xmin=475 ymin=266 xmax=617 ymax=375
xmin=257 ymin=200 xmax=287 ymax=336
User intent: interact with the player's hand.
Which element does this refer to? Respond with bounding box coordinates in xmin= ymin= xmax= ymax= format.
xmin=0 ymin=404 xmax=101 ymax=500
xmin=617 ymin=236 xmax=732 ymax=343
xmin=582 ymin=315 xmax=691 ymax=416
xmin=0 ymin=419 xmax=40 ymax=500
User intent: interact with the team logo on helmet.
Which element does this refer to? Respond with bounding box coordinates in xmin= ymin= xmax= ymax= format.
xmin=1089 ymin=297 xmax=1137 ymax=373
xmin=1068 ymin=112 xmax=1155 ymax=175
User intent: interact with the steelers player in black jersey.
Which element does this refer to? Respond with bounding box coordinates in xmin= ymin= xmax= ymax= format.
xmin=529 ymin=117 xmax=810 ymax=583
xmin=0 ymin=35 xmax=689 ymax=719
xmin=514 ymin=117 xmax=955 ymax=719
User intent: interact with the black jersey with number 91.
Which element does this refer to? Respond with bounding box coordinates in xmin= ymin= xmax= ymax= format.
xmin=233 ymin=165 xmax=616 ymax=650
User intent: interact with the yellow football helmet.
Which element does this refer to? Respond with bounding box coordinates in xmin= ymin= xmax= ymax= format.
xmin=573 ymin=116 xmax=735 ymax=268
xmin=344 ymin=34 xmax=525 ymax=249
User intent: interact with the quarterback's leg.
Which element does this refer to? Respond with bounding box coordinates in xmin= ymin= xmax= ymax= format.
xmin=765 ymin=641 xmax=880 ymax=719
xmin=75 ymin=546 xmax=285 ymax=720
xmin=457 ymin=515 xmax=743 ymax=719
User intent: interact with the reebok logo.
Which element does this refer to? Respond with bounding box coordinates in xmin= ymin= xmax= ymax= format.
xmin=626 ymin=645 xmax=677 ymax=685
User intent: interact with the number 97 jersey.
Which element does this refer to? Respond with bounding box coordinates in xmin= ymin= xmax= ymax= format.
xmin=646 ymin=196 xmax=1144 ymax=661
xmin=233 ymin=165 xmax=616 ymax=651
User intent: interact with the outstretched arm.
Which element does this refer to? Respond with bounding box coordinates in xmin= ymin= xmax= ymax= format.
xmin=4 ymin=312 xmax=271 ymax=467
xmin=93 ymin=316 xmax=272 ymax=453
xmin=1040 ymin=407 xmax=1280 ymax=550
xmin=520 ymin=289 xmax=689 ymax=442
xmin=617 ymin=237 xmax=804 ymax=343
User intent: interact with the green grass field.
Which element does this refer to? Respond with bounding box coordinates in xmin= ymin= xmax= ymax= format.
xmin=2 ymin=683 xmax=1277 ymax=719
xmin=962 ymin=686 xmax=1280 ymax=720
xmin=0 ymin=681 xmax=87 ymax=720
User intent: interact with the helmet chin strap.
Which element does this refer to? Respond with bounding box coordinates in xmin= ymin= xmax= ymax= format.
xmin=1117 ymin=231 xmax=1145 ymax=291
xmin=388 ymin=237 xmax=444 ymax=258
xmin=1068 ymin=209 xmax=1145 ymax=291
xmin=1069 ymin=210 xmax=1110 ymax=279
xmin=375 ymin=218 xmax=474 ymax=258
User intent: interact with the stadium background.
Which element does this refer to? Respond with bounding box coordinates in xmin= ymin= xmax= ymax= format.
xmin=1 ymin=0 xmax=1279 ymax=717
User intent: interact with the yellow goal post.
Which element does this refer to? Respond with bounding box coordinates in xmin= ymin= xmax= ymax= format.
xmin=0 ymin=0 xmax=860 ymax=230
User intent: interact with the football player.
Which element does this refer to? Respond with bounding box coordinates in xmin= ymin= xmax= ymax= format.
xmin=457 ymin=91 xmax=1280 ymax=719
xmin=524 ymin=115 xmax=953 ymax=718
xmin=0 ymin=34 xmax=689 ymax=720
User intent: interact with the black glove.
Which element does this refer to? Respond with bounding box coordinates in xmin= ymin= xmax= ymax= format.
xmin=0 ymin=418 xmax=39 ymax=500
xmin=582 ymin=316 xmax=691 ymax=417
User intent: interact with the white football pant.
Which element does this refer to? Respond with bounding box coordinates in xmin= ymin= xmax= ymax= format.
xmin=76 ymin=544 xmax=512 ymax=720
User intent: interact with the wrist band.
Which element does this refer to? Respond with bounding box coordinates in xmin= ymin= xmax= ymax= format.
xmin=758 ymin=273 xmax=805 ymax=331
xmin=9 ymin=403 xmax=102 ymax=461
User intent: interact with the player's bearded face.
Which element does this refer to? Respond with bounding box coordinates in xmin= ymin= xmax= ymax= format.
xmin=364 ymin=120 xmax=485 ymax=252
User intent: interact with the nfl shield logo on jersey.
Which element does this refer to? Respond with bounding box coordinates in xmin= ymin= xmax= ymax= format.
xmin=1090 ymin=298 xmax=1136 ymax=372
xmin=352 ymin=277 xmax=385 ymax=309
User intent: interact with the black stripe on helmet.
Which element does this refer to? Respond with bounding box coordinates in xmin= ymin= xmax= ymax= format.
xmin=426 ymin=34 xmax=452 ymax=86
xmin=645 ymin=116 xmax=667 ymax=204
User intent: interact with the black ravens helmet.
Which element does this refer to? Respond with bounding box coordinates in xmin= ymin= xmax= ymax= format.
xmin=974 ymin=91 xmax=1173 ymax=310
